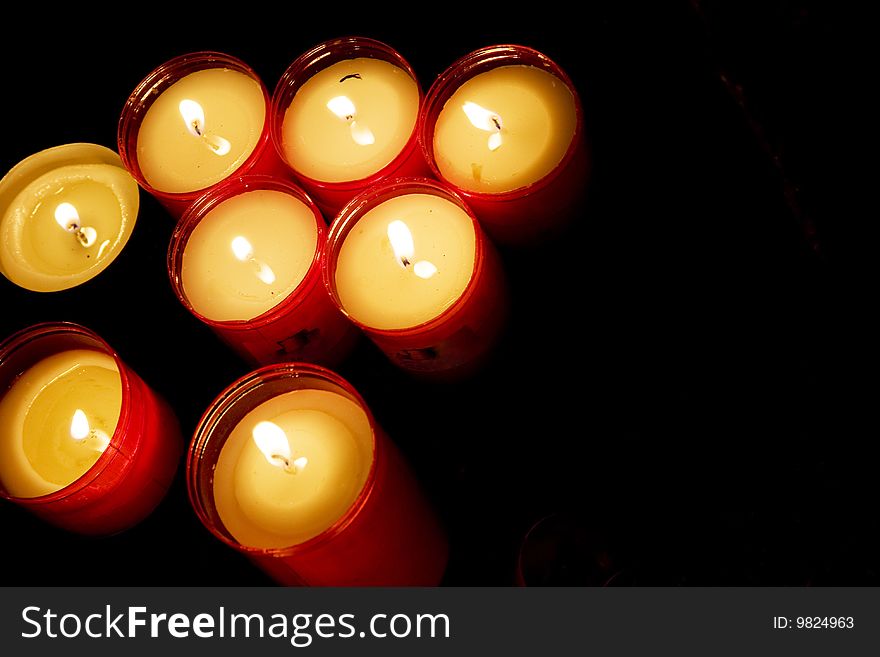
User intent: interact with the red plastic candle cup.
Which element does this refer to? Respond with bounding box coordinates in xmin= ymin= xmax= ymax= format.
xmin=168 ymin=176 xmax=359 ymax=368
xmin=271 ymin=37 xmax=429 ymax=219
xmin=420 ymin=45 xmax=589 ymax=245
xmin=324 ymin=177 xmax=507 ymax=380
xmin=0 ymin=322 xmax=182 ymax=535
xmin=515 ymin=512 xmax=628 ymax=586
xmin=118 ymin=51 xmax=289 ymax=220
xmin=187 ymin=362 xmax=449 ymax=586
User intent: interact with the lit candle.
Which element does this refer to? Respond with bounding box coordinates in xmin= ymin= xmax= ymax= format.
xmin=0 ymin=143 xmax=139 ymax=292
xmin=325 ymin=178 xmax=508 ymax=379
xmin=181 ymin=188 xmax=317 ymax=321
xmin=0 ymin=323 xmax=182 ymax=535
xmin=272 ymin=38 xmax=427 ymax=216
xmin=432 ymin=65 xmax=577 ymax=193
xmin=119 ymin=52 xmax=287 ymax=219
xmin=188 ymin=363 xmax=449 ymax=585
xmin=333 ymin=191 xmax=476 ymax=331
xmin=422 ymin=45 xmax=588 ymax=244
xmin=0 ymin=349 xmax=119 ymax=498
xmin=213 ymin=388 xmax=372 ymax=548
xmin=170 ymin=176 xmax=359 ymax=367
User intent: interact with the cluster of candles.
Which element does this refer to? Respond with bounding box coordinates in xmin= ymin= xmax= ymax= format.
xmin=0 ymin=37 xmax=586 ymax=586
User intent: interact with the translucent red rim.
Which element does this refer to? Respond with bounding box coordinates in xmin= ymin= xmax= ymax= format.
xmin=0 ymin=322 xmax=134 ymax=504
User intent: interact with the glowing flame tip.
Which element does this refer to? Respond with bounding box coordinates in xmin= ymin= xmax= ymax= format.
xmin=70 ymin=409 xmax=90 ymax=441
xmin=252 ymin=421 xmax=291 ymax=468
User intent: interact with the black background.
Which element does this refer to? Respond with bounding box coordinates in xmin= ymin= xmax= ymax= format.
xmin=1 ymin=3 xmax=872 ymax=586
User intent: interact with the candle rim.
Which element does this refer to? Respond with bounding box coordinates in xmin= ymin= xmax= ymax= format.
xmin=0 ymin=163 xmax=139 ymax=291
xmin=117 ymin=51 xmax=272 ymax=201
xmin=0 ymin=144 xmax=139 ymax=292
xmin=186 ymin=361 xmax=379 ymax=557
xmin=0 ymin=322 xmax=133 ymax=505
xmin=419 ymin=44 xmax=586 ymax=201
xmin=271 ymin=36 xmax=424 ymax=190
xmin=168 ymin=175 xmax=325 ymax=330
xmin=323 ymin=176 xmax=485 ymax=336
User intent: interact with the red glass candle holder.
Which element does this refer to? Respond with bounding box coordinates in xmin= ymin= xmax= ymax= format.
xmin=420 ymin=45 xmax=589 ymax=245
xmin=0 ymin=322 xmax=182 ymax=535
xmin=515 ymin=512 xmax=630 ymax=586
xmin=324 ymin=177 xmax=508 ymax=381
xmin=168 ymin=176 xmax=359 ymax=368
xmin=118 ymin=51 xmax=289 ymax=220
xmin=271 ymin=37 xmax=429 ymax=219
xmin=187 ymin=362 xmax=449 ymax=586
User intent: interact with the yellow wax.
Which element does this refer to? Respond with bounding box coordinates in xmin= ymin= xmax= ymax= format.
xmin=0 ymin=144 xmax=139 ymax=292
xmin=0 ymin=349 xmax=121 ymax=498
xmin=213 ymin=389 xmax=373 ymax=549
xmin=334 ymin=193 xmax=476 ymax=330
xmin=281 ymin=58 xmax=420 ymax=183
xmin=137 ymin=68 xmax=266 ymax=194
xmin=433 ymin=65 xmax=577 ymax=193
xmin=181 ymin=189 xmax=318 ymax=321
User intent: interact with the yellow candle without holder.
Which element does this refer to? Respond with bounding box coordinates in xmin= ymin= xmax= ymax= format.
xmin=0 ymin=143 xmax=139 ymax=292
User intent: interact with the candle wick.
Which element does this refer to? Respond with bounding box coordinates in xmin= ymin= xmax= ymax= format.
xmin=400 ymin=256 xmax=411 ymax=267
xmin=192 ymin=121 xmax=203 ymax=137
xmin=339 ymin=73 xmax=362 ymax=83
xmin=275 ymin=454 xmax=297 ymax=473
xmin=492 ymin=116 xmax=501 ymax=131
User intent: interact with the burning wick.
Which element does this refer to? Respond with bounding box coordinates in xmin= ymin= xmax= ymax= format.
xmin=253 ymin=421 xmax=308 ymax=474
xmin=462 ymin=101 xmax=504 ymax=151
xmin=179 ymin=99 xmax=231 ymax=155
xmin=326 ymin=93 xmax=376 ymax=146
xmin=386 ymin=220 xmax=438 ymax=279
xmin=231 ymin=236 xmax=276 ymax=285
xmin=54 ymin=203 xmax=97 ymax=248
xmin=70 ymin=408 xmax=111 ymax=452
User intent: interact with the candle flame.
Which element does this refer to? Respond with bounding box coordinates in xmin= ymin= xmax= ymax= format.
xmin=180 ymin=98 xmax=231 ymax=156
xmin=387 ymin=220 xmax=415 ymax=268
xmin=253 ymin=421 xmax=292 ymax=469
xmin=179 ymin=99 xmax=206 ymax=137
xmin=231 ymin=236 xmax=276 ymax=285
xmin=327 ymin=95 xmax=375 ymax=146
xmin=54 ymin=202 xmax=79 ymax=231
xmin=413 ymin=260 xmax=438 ymax=279
xmin=55 ymin=203 xmax=97 ymax=247
xmin=462 ymin=101 xmax=503 ymax=151
xmin=350 ymin=121 xmax=375 ymax=146
xmin=256 ymin=262 xmax=276 ymax=285
xmin=70 ymin=409 xmax=90 ymax=440
xmin=327 ymin=95 xmax=356 ymax=120
xmin=231 ymin=235 xmax=254 ymax=261
xmin=77 ymin=227 xmax=97 ymax=248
